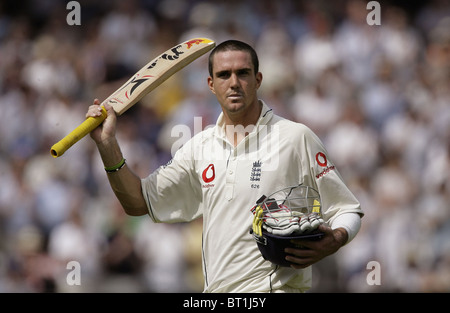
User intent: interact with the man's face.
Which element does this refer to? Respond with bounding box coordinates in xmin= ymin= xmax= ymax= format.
xmin=208 ymin=50 xmax=262 ymax=119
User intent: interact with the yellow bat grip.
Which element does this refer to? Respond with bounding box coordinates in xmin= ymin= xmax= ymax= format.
xmin=50 ymin=107 xmax=107 ymax=158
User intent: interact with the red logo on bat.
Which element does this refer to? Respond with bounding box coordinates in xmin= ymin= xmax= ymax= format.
xmin=185 ymin=39 xmax=205 ymax=49
xmin=123 ymin=74 xmax=153 ymax=99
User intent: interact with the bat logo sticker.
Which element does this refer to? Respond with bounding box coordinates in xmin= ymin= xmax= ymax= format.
xmin=147 ymin=45 xmax=184 ymax=69
xmin=185 ymin=39 xmax=205 ymax=49
xmin=161 ymin=45 xmax=184 ymax=61
xmin=119 ymin=74 xmax=153 ymax=99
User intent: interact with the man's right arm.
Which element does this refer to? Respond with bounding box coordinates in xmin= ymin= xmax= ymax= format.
xmin=97 ymin=137 xmax=148 ymax=216
xmin=88 ymin=100 xmax=148 ymax=216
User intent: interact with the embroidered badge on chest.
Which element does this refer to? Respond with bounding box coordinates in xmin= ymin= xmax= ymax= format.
xmin=250 ymin=160 xmax=262 ymax=189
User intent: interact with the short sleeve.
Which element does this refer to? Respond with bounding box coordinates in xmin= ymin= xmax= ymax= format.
xmin=141 ymin=140 xmax=203 ymax=223
xmin=298 ymin=125 xmax=363 ymax=224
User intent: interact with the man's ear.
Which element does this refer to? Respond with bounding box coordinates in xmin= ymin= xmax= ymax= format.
xmin=256 ymin=72 xmax=263 ymax=90
xmin=207 ymin=76 xmax=216 ymax=94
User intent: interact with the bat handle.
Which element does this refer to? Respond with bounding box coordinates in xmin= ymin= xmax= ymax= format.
xmin=50 ymin=107 xmax=107 ymax=158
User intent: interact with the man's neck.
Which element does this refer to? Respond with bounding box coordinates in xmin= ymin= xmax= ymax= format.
xmin=224 ymin=100 xmax=262 ymax=146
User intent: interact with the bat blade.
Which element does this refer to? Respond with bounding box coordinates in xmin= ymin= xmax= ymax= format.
xmin=50 ymin=38 xmax=215 ymax=158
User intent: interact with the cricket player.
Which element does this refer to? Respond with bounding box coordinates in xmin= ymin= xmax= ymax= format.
xmin=87 ymin=40 xmax=363 ymax=292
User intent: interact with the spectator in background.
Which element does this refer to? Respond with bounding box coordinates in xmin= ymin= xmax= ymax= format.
xmin=0 ymin=0 xmax=449 ymax=292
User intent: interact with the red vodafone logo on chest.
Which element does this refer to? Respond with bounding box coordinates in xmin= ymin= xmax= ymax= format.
xmin=202 ymin=164 xmax=215 ymax=186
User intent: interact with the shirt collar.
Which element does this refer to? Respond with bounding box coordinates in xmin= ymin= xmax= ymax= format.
xmin=214 ymin=100 xmax=273 ymax=140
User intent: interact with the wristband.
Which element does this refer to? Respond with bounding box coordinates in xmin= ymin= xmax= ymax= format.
xmin=331 ymin=213 xmax=361 ymax=245
xmin=104 ymin=158 xmax=126 ymax=173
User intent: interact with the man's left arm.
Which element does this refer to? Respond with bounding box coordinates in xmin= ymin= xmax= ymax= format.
xmin=288 ymin=126 xmax=363 ymax=269
xmin=285 ymin=213 xmax=361 ymax=269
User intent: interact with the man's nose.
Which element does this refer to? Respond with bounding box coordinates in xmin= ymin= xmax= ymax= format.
xmin=230 ymin=73 xmax=240 ymax=87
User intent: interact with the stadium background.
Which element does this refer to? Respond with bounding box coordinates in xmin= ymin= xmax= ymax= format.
xmin=0 ymin=0 xmax=449 ymax=292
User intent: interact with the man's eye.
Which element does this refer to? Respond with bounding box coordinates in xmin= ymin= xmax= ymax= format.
xmin=237 ymin=70 xmax=250 ymax=76
xmin=217 ymin=72 xmax=230 ymax=79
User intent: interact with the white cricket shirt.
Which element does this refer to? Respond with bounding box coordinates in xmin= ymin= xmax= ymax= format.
xmin=141 ymin=100 xmax=363 ymax=292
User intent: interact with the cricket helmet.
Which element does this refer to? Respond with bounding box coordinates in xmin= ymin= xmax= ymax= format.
xmin=250 ymin=184 xmax=324 ymax=267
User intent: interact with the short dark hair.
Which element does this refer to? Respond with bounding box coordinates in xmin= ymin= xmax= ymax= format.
xmin=208 ymin=40 xmax=259 ymax=77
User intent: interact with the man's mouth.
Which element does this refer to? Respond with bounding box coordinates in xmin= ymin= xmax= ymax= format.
xmin=228 ymin=93 xmax=243 ymax=100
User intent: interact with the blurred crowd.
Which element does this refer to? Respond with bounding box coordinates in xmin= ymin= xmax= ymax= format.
xmin=0 ymin=0 xmax=449 ymax=292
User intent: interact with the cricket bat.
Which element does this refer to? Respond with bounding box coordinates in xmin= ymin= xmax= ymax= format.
xmin=50 ymin=38 xmax=215 ymax=158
